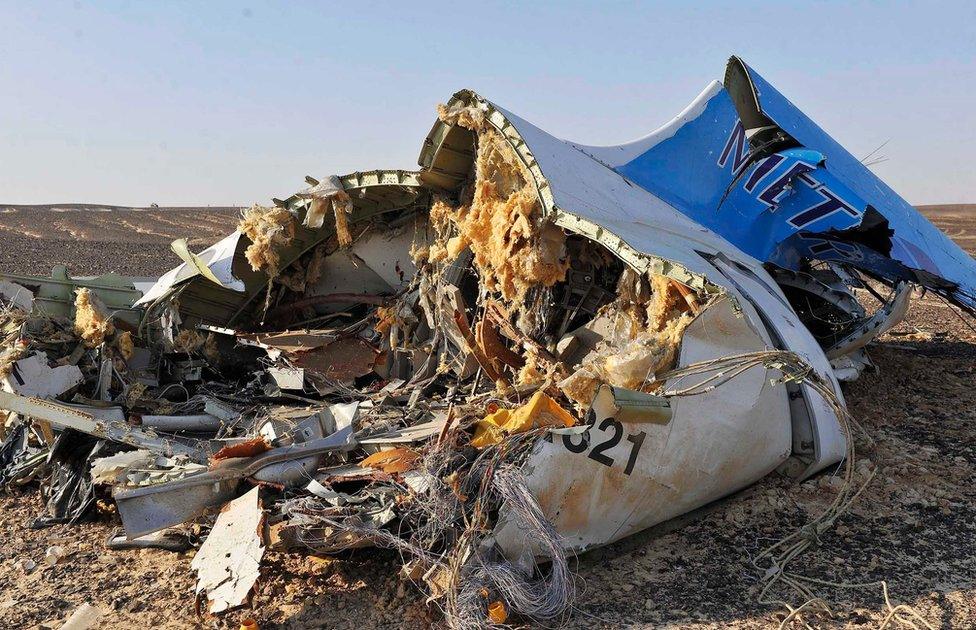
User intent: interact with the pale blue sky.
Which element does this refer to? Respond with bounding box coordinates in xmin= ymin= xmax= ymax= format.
xmin=1 ymin=1 xmax=973 ymax=206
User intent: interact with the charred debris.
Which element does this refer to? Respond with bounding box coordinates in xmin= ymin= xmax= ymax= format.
xmin=1 ymin=57 xmax=971 ymax=628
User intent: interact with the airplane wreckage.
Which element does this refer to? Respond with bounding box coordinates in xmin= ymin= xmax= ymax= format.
xmin=1 ymin=57 xmax=972 ymax=627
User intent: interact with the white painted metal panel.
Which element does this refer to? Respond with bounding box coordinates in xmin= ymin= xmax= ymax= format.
xmin=495 ymin=296 xmax=791 ymax=556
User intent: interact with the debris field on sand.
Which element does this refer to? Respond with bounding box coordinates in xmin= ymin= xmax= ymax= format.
xmin=3 ymin=56 xmax=975 ymax=629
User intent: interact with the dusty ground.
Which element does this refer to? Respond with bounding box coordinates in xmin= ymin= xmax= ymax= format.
xmin=0 ymin=205 xmax=240 ymax=277
xmin=0 ymin=205 xmax=974 ymax=629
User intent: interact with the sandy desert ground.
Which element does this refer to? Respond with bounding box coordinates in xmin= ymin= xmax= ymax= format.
xmin=0 ymin=204 xmax=974 ymax=629
xmin=0 ymin=204 xmax=240 ymax=278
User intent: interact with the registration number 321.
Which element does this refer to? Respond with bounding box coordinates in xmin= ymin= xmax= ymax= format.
xmin=545 ymin=418 xmax=647 ymax=476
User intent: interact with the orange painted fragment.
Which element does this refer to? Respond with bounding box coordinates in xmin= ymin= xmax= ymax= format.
xmin=475 ymin=319 xmax=524 ymax=373
xmin=670 ymin=279 xmax=701 ymax=314
xmin=359 ymin=448 xmax=420 ymax=474
xmin=488 ymin=600 xmax=508 ymax=623
xmin=212 ymin=437 xmax=271 ymax=461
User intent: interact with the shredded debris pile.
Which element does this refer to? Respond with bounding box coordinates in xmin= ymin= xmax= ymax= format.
xmin=427 ymin=127 xmax=569 ymax=304
xmin=73 ymin=288 xmax=115 ymax=348
xmin=3 ymin=56 xmax=973 ymax=629
xmin=239 ymin=204 xmax=297 ymax=275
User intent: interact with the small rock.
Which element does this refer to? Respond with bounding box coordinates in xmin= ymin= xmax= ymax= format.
xmin=44 ymin=546 xmax=67 ymax=567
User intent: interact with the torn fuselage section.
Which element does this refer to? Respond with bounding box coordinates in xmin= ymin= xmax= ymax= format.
xmin=416 ymin=92 xmax=841 ymax=555
xmin=578 ymin=58 xmax=959 ymax=388
xmin=723 ymin=56 xmax=976 ymax=307
xmin=4 ymin=63 xmax=920 ymax=627
xmin=134 ymin=170 xmax=430 ymax=330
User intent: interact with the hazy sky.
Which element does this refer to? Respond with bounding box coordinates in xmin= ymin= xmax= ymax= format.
xmin=1 ymin=1 xmax=974 ymax=206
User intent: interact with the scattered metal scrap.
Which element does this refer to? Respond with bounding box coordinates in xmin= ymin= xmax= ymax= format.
xmin=2 ymin=57 xmax=971 ymax=628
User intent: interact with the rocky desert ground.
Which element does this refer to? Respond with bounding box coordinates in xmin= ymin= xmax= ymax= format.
xmin=0 ymin=204 xmax=973 ymax=629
